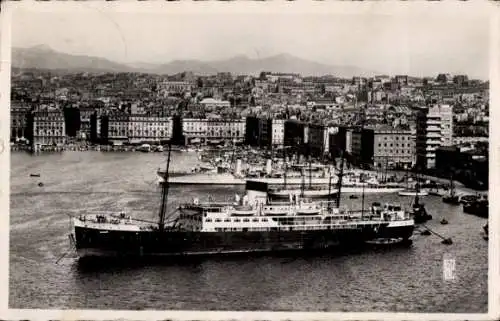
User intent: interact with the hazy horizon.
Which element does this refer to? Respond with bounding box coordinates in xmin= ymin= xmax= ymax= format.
xmin=10 ymin=2 xmax=492 ymax=79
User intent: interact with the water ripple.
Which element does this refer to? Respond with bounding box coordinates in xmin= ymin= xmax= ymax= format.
xmin=9 ymin=151 xmax=488 ymax=312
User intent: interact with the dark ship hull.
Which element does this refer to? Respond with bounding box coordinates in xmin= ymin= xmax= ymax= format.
xmin=442 ymin=196 xmax=460 ymax=205
xmin=73 ymin=223 xmax=414 ymax=258
xmin=463 ymin=201 xmax=488 ymax=218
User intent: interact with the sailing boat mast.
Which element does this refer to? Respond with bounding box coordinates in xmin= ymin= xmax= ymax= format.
xmin=158 ymin=142 xmax=173 ymax=231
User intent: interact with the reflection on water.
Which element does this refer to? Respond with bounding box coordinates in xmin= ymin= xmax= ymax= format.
xmin=9 ymin=151 xmax=488 ymax=312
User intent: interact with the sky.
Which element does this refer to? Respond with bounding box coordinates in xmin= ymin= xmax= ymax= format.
xmin=9 ymin=2 xmax=492 ymax=79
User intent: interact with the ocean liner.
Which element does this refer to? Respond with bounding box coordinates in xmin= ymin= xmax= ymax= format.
xmin=71 ymin=145 xmax=415 ymax=258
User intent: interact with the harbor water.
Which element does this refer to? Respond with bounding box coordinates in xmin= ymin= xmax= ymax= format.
xmin=9 ymin=151 xmax=488 ymax=312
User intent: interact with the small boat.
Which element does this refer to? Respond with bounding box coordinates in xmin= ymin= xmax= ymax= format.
xmin=443 ymin=195 xmax=460 ymax=205
xmin=441 ymin=238 xmax=453 ymax=245
xmin=30 ymin=173 xmax=41 ymax=177
xmin=137 ymin=144 xmax=151 ymax=153
xmin=440 ymin=218 xmax=449 ymax=225
xmin=428 ymin=190 xmax=441 ymax=197
xmin=398 ymin=189 xmax=429 ymax=197
xmin=460 ymin=194 xmax=479 ymax=205
xmin=38 ymin=182 xmax=44 ymax=187
xmin=349 ymin=195 xmax=359 ymax=199
xmin=231 ymin=205 xmax=257 ymax=216
xmin=463 ymin=197 xmax=488 ymax=218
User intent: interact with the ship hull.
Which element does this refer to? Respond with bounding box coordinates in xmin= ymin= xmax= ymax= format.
xmin=269 ymin=187 xmax=403 ymax=198
xmin=73 ymin=223 xmax=414 ymax=258
xmin=166 ymin=173 xmax=246 ymax=185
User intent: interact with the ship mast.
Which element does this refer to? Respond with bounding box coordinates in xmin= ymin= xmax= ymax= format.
xmin=414 ymin=169 xmax=420 ymax=206
xmin=309 ymin=157 xmax=312 ymax=189
xmin=449 ymin=172 xmax=455 ymax=197
xmin=282 ymin=146 xmax=287 ymax=189
xmin=158 ymin=141 xmax=173 ymax=231
xmin=336 ymin=149 xmax=345 ymax=208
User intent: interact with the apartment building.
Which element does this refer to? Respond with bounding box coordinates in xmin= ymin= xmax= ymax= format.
xmin=416 ymin=104 xmax=453 ymax=169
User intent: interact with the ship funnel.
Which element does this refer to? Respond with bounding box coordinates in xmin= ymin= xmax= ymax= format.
xmin=266 ymin=159 xmax=272 ymax=175
xmin=235 ymin=159 xmax=242 ymax=176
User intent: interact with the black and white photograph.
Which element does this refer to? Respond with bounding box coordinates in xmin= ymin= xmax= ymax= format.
xmin=2 ymin=1 xmax=498 ymax=319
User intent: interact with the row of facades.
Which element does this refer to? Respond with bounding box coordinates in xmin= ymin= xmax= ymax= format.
xmin=12 ymin=104 xmax=457 ymax=170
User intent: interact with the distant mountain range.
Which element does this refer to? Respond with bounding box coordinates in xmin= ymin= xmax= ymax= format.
xmin=12 ymin=45 xmax=378 ymax=77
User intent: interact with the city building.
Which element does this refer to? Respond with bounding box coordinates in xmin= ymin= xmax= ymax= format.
xmin=101 ymin=113 xmax=129 ymax=145
xmin=78 ymin=106 xmax=95 ymax=140
xmin=128 ymin=115 xmax=173 ymax=144
xmin=182 ymin=118 xmax=208 ymax=145
xmin=199 ymin=98 xmax=231 ymax=109
xmin=435 ymin=145 xmax=488 ymax=189
xmin=258 ymin=118 xmax=272 ymax=148
xmin=307 ymin=124 xmax=329 ymax=158
xmin=158 ymin=81 xmax=192 ymax=96
xmin=415 ymin=104 xmax=453 ymax=170
xmin=10 ymin=106 xmax=30 ymax=142
xmin=31 ymin=109 xmax=66 ymax=146
xmin=244 ymin=116 xmax=260 ymax=147
xmin=271 ymin=119 xmax=285 ymax=147
xmin=362 ymin=126 xmax=415 ymax=169
xmin=183 ymin=118 xmax=245 ymax=145
xmin=284 ymin=119 xmax=307 ymax=147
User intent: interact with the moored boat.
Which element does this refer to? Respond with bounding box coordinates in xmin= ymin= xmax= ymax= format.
xmin=463 ymin=196 xmax=488 ymax=218
xmin=72 ymin=197 xmax=415 ymax=258
xmin=398 ymin=189 xmax=429 ymax=197
xmin=71 ymin=146 xmax=415 ymax=259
